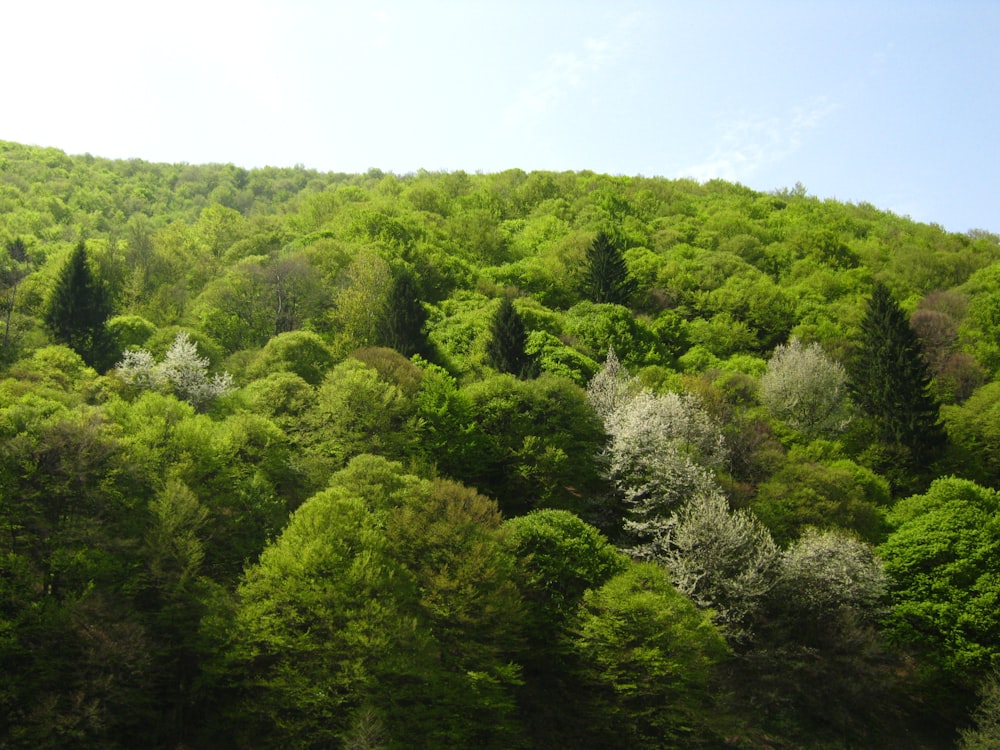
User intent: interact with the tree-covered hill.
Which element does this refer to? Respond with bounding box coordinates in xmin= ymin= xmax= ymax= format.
xmin=3 ymin=139 xmax=1000 ymax=748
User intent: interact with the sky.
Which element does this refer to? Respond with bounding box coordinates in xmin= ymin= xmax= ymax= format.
xmin=4 ymin=1 xmax=998 ymax=233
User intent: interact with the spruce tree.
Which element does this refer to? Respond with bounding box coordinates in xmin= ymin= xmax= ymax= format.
xmin=581 ymin=230 xmax=636 ymax=305
xmin=379 ymin=266 xmax=429 ymax=357
xmin=849 ymin=281 xmax=945 ymax=470
xmin=2 ymin=237 xmax=30 ymax=359
xmin=485 ymin=297 xmax=535 ymax=378
xmin=43 ymin=241 xmax=113 ymax=369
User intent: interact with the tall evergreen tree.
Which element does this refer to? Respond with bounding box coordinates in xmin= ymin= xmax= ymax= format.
xmin=379 ymin=266 xmax=429 ymax=357
xmin=43 ymin=240 xmax=113 ymax=369
xmin=485 ymin=297 xmax=535 ymax=378
xmin=2 ymin=237 xmax=30 ymax=360
xmin=581 ymin=230 xmax=636 ymax=305
xmin=849 ymin=281 xmax=946 ymax=471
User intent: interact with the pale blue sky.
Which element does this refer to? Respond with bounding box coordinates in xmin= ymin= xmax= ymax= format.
xmin=5 ymin=1 xmax=998 ymax=233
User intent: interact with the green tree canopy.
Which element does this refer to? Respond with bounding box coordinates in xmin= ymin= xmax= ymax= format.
xmin=580 ymin=230 xmax=636 ymax=305
xmin=879 ymin=477 xmax=1000 ymax=686
xmin=43 ymin=241 xmax=114 ymax=369
xmin=849 ymin=281 xmax=946 ymax=481
xmin=485 ymin=297 xmax=536 ymax=378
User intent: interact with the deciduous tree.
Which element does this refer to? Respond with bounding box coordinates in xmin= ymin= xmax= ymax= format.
xmin=760 ymin=336 xmax=851 ymax=437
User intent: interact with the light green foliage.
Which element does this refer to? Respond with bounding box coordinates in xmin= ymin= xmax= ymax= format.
xmin=524 ymin=329 xmax=599 ymax=385
xmin=105 ymin=313 xmax=156 ymax=352
xmin=229 ymin=456 xmax=525 ymax=749
xmin=563 ymin=300 xmax=663 ymax=368
xmin=4 ymin=143 xmax=1000 ymax=747
xmin=502 ymin=510 xmax=628 ymax=634
xmin=194 ymin=253 xmax=325 ymax=352
xmin=145 ymin=478 xmax=209 ymax=591
xmin=879 ymin=477 xmax=1000 ymax=683
xmin=328 ymin=251 xmax=394 ymax=354
xmin=760 ymin=336 xmax=852 ymax=437
xmin=569 ymin=562 xmax=730 ymax=748
xmin=241 ymin=371 xmax=316 ymax=446
xmin=942 ymin=381 xmax=1000 ymax=487
xmin=246 ymin=329 xmax=336 ymax=386
xmin=686 ymin=312 xmax=758 ymax=357
xmin=752 ymin=448 xmax=890 ymax=545
xmin=704 ymin=270 xmax=797 ymax=351
xmin=409 ymin=361 xmax=478 ymax=477
xmin=304 ymin=358 xmax=418 ymax=478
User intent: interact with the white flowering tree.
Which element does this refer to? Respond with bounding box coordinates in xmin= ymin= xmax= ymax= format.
xmin=773 ymin=527 xmax=887 ymax=616
xmin=588 ymin=351 xmax=729 ymax=558
xmin=585 ymin=348 xmax=640 ymax=422
xmin=116 ymin=332 xmax=233 ymax=409
xmin=759 ymin=337 xmax=851 ymax=437
xmin=662 ymin=488 xmax=779 ymax=635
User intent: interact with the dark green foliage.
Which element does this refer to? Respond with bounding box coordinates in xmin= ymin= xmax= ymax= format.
xmin=581 ymin=230 xmax=636 ymax=305
xmin=379 ymin=265 xmax=430 ymax=357
xmin=569 ymin=562 xmax=731 ymax=748
xmin=502 ymin=511 xmax=628 ymax=747
xmin=959 ymin=671 xmax=1000 ymax=750
xmin=1 ymin=237 xmax=31 ymax=360
xmin=849 ymin=281 xmax=946 ymax=479
xmin=43 ymin=241 xmax=114 ymax=369
xmin=485 ymin=297 xmax=536 ymax=378
xmin=460 ymin=374 xmax=608 ymax=519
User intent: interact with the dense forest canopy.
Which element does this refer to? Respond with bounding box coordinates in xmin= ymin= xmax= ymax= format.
xmin=3 ymin=138 xmax=1000 ymax=748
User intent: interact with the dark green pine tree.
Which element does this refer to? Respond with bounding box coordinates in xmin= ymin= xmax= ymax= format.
xmin=379 ymin=266 xmax=430 ymax=357
xmin=581 ymin=230 xmax=636 ymax=305
xmin=44 ymin=241 xmax=113 ymax=369
xmin=849 ymin=281 xmax=946 ymax=473
xmin=485 ymin=297 xmax=536 ymax=378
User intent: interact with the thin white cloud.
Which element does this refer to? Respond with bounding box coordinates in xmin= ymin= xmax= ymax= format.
xmin=502 ymin=12 xmax=640 ymax=128
xmin=679 ymin=96 xmax=839 ymax=182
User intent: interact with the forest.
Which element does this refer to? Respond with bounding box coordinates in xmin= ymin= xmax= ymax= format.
xmin=2 ymin=138 xmax=1000 ymax=749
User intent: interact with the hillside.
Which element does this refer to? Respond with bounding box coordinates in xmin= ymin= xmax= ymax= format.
xmin=3 ymin=139 xmax=1000 ymax=748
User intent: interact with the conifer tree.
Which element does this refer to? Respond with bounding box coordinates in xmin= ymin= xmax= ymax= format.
xmin=379 ymin=266 xmax=429 ymax=357
xmin=485 ymin=297 xmax=535 ymax=378
xmin=43 ymin=240 xmax=113 ymax=368
xmin=1 ymin=237 xmax=30 ymax=359
xmin=849 ymin=281 xmax=945 ymax=469
xmin=581 ymin=230 xmax=636 ymax=305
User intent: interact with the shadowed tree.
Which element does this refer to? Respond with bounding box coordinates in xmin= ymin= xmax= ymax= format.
xmin=1 ymin=237 xmax=31 ymax=360
xmin=44 ymin=241 xmax=114 ymax=369
xmin=379 ymin=265 xmax=430 ymax=357
xmin=849 ymin=281 xmax=946 ymax=479
xmin=581 ymin=230 xmax=636 ymax=306
xmin=485 ymin=297 xmax=536 ymax=378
